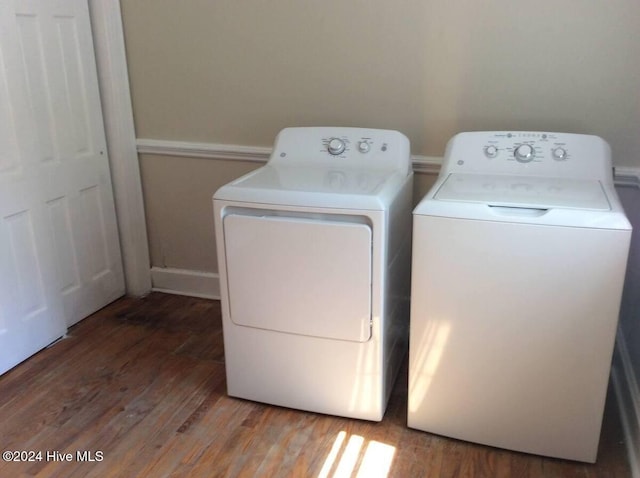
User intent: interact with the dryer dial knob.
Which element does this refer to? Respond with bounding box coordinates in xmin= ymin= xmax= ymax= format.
xmin=357 ymin=141 xmax=370 ymax=153
xmin=327 ymin=138 xmax=346 ymax=156
xmin=514 ymin=144 xmax=535 ymax=163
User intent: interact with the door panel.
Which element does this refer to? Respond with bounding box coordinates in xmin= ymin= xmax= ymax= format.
xmin=0 ymin=186 xmax=66 ymax=373
xmin=224 ymin=214 xmax=372 ymax=342
xmin=46 ymin=196 xmax=80 ymax=294
xmin=0 ymin=48 xmax=19 ymax=173
xmin=15 ymin=10 xmax=56 ymax=162
xmin=5 ymin=210 xmax=46 ymax=318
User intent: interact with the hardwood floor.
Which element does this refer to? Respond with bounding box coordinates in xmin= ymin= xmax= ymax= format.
xmin=0 ymin=292 xmax=631 ymax=477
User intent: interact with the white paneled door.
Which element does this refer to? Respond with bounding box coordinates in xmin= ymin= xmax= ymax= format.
xmin=0 ymin=0 xmax=124 ymax=374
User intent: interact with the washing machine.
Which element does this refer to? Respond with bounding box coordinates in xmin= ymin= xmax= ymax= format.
xmin=213 ymin=127 xmax=413 ymax=421
xmin=408 ymin=131 xmax=631 ymax=462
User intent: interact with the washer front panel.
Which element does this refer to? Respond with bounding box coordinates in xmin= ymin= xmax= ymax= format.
xmin=408 ymin=214 xmax=630 ymax=462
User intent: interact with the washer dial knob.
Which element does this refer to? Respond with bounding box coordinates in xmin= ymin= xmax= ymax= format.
xmin=552 ymin=147 xmax=567 ymax=160
xmin=327 ymin=138 xmax=346 ymax=156
xmin=484 ymin=145 xmax=498 ymax=158
xmin=514 ymin=144 xmax=535 ymax=163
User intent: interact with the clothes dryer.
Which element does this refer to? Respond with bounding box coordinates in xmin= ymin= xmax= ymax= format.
xmin=408 ymin=131 xmax=631 ymax=462
xmin=214 ymin=127 xmax=413 ymax=421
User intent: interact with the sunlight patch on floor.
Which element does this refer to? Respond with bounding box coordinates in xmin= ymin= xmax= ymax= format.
xmin=318 ymin=431 xmax=396 ymax=478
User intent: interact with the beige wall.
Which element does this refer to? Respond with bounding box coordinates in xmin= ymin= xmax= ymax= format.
xmin=139 ymin=154 xmax=261 ymax=272
xmin=140 ymin=152 xmax=437 ymax=272
xmin=122 ymin=0 xmax=640 ymax=163
xmin=121 ymin=0 xmax=640 ymax=273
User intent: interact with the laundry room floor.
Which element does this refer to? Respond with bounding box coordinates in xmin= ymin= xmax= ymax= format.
xmin=0 ymin=292 xmax=631 ymax=477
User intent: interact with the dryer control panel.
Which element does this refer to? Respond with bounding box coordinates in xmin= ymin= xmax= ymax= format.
xmin=270 ymin=127 xmax=412 ymax=177
xmin=442 ymin=131 xmax=613 ymax=182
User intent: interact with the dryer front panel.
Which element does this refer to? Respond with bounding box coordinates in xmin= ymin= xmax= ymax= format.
xmin=223 ymin=214 xmax=372 ymax=342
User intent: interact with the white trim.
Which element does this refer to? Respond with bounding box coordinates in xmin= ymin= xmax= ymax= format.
xmin=411 ymin=155 xmax=442 ymax=175
xmin=136 ymin=138 xmax=443 ymax=174
xmin=150 ymin=267 xmax=220 ymax=300
xmin=614 ymin=167 xmax=640 ymax=189
xmin=137 ymin=138 xmax=272 ymax=163
xmin=89 ymin=1 xmax=151 ymax=296
xmin=136 ymin=138 xmax=640 ymax=184
xmin=612 ymin=329 xmax=640 ymax=478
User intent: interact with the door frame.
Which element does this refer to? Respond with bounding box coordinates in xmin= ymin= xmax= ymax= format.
xmin=88 ymin=0 xmax=151 ymax=296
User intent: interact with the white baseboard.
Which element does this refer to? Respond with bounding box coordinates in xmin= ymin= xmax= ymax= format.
xmin=612 ymin=329 xmax=640 ymax=478
xmin=150 ymin=267 xmax=220 ymax=300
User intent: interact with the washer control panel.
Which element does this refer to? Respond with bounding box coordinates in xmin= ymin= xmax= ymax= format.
xmin=477 ymin=132 xmax=573 ymax=164
xmin=270 ymin=127 xmax=411 ymax=176
xmin=444 ymin=131 xmax=612 ymax=181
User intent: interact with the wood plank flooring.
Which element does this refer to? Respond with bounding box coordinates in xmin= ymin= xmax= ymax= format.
xmin=0 ymin=292 xmax=631 ymax=477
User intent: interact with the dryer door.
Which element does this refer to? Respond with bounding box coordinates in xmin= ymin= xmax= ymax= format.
xmin=223 ymin=214 xmax=372 ymax=342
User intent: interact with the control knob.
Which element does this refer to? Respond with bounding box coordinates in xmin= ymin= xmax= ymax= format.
xmin=327 ymin=138 xmax=346 ymax=156
xmin=357 ymin=141 xmax=370 ymax=153
xmin=514 ymin=144 xmax=535 ymax=163
xmin=552 ymin=147 xmax=567 ymax=160
xmin=484 ymin=145 xmax=498 ymax=158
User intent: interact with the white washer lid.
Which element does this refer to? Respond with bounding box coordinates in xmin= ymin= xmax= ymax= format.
xmin=434 ymin=173 xmax=611 ymax=211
